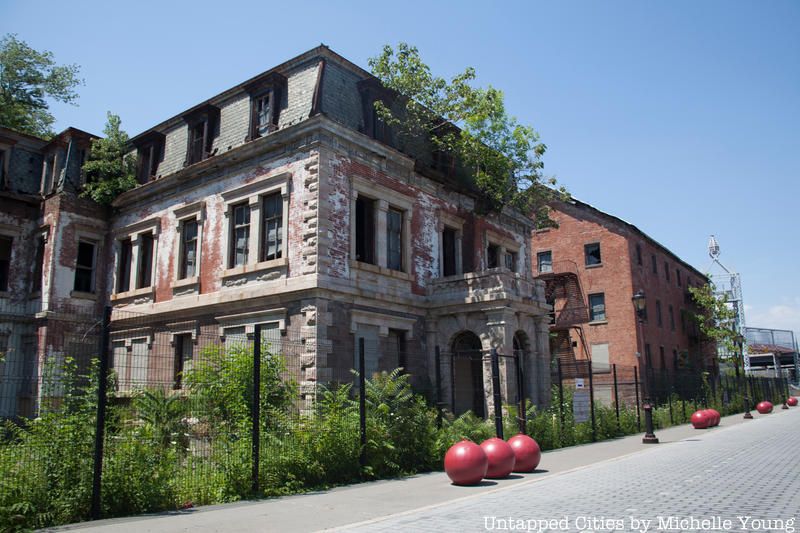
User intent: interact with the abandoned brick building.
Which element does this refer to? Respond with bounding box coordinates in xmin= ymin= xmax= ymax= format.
xmin=0 ymin=46 xmax=552 ymax=418
xmin=532 ymin=198 xmax=716 ymax=400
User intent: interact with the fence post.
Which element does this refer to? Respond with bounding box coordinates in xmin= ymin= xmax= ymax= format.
xmin=634 ymin=365 xmax=641 ymax=432
xmin=668 ymin=382 xmax=674 ymax=426
xmin=358 ymin=338 xmax=367 ymax=472
xmin=434 ymin=346 xmax=443 ymax=428
xmin=612 ymin=364 xmax=620 ymax=432
xmin=557 ymin=358 xmax=564 ymax=426
xmin=90 ymin=306 xmax=111 ymax=520
xmin=450 ymin=351 xmax=456 ymax=414
xmin=252 ymin=324 xmax=261 ymax=494
xmin=490 ymin=348 xmax=503 ymax=439
xmin=515 ymin=350 xmax=526 ymax=434
xmin=588 ymin=360 xmax=596 ymax=442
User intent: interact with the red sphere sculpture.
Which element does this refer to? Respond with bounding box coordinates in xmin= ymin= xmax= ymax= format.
xmin=691 ymin=410 xmax=710 ymax=429
xmin=508 ymin=434 xmax=542 ymax=472
xmin=787 ymin=397 xmax=798 ymax=407
xmin=756 ymin=401 xmax=773 ymax=414
xmin=444 ymin=440 xmax=488 ymax=486
xmin=480 ymin=437 xmax=516 ymax=478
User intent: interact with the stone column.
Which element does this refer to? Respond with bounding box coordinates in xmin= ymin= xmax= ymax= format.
xmin=482 ymin=306 xmax=516 ymax=416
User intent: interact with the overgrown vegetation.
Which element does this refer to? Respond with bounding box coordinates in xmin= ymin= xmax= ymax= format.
xmin=80 ymin=112 xmax=137 ymax=205
xmin=0 ymin=347 xmax=763 ymax=531
xmin=368 ymin=43 xmax=567 ymax=224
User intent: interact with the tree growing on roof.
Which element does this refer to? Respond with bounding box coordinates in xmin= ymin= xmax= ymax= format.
xmin=0 ymin=34 xmax=83 ymax=138
xmin=81 ymin=112 xmax=137 ymax=205
xmin=368 ymin=42 xmax=567 ymax=226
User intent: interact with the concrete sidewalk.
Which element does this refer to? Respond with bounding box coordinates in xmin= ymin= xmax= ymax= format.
xmin=53 ymin=408 xmax=790 ymax=533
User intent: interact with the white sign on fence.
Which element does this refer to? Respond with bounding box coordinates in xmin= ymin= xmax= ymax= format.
xmin=573 ymin=389 xmax=591 ymax=423
xmin=575 ymin=378 xmax=585 ymax=389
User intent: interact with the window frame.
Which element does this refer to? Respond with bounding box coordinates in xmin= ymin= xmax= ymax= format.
xmin=182 ymin=104 xmax=220 ymax=167
xmin=220 ymin=172 xmax=290 ymax=280
xmin=73 ymin=239 xmax=98 ymax=294
xmin=664 ymin=261 xmax=670 ymax=282
xmin=656 ymin=299 xmax=663 ymax=327
xmin=136 ymin=232 xmax=155 ymax=289
xmin=31 ymin=232 xmax=46 ymax=294
xmin=537 ymin=250 xmax=553 ymax=273
xmin=588 ymin=292 xmax=606 ymax=322
xmin=584 ymin=242 xmax=602 ymax=267
xmin=635 ymin=243 xmax=642 ymax=266
xmin=133 ymin=131 xmax=165 ymax=184
xmin=651 ymin=254 xmax=657 ymax=274
xmin=173 ymin=201 xmax=205 ymax=285
xmin=437 ymin=211 xmax=464 ymax=278
xmin=244 ymin=72 xmax=286 ymax=142
xmin=111 ymin=218 xmax=159 ymax=299
xmin=485 ymin=229 xmax=522 ymax=274
xmin=386 ymin=206 xmax=403 ymax=272
xmin=350 ymin=176 xmax=412 ymax=277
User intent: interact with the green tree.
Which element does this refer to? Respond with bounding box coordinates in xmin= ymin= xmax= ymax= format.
xmin=0 ymin=34 xmax=83 ymax=138
xmin=81 ymin=112 xmax=137 ymax=205
xmin=368 ymin=43 xmax=566 ymax=223
xmin=689 ymin=282 xmax=741 ymax=369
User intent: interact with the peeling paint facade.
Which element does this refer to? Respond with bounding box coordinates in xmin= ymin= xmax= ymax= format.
xmin=0 ymin=46 xmax=553 ymax=418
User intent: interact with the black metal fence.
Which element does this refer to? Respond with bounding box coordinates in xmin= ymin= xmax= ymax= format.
xmin=0 ymin=303 xmax=793 ymax=529
xmin=550 ymin=358 xmax=790 ymax=442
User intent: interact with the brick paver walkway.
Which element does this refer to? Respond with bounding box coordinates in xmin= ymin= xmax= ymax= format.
xmin=341 ymin=409 xmax=800 ymax=532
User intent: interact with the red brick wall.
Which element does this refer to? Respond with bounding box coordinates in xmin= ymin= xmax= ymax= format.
xmin=532 ymin=203 xmax=709 ymax=372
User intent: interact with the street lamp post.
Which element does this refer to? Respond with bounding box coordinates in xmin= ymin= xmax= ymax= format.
xmin=632 ymin=290 xmax=648 ymax=395
xmin=632 ymin=290 xmax=658 ymax=443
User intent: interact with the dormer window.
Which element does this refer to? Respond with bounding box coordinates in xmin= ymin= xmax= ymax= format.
xmin=134 ymin=131 xmax=165 ymax=184
xmin=245 ymin=72 xmax=286 ymax=142
xmin=358 ymin=78 xmax=393 ymax=145
xmin=183 ymin=104 xmax=220 ymax=166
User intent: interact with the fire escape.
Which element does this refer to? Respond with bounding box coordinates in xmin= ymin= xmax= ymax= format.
xmin=536 ymin=260 xmax=590 ymax=376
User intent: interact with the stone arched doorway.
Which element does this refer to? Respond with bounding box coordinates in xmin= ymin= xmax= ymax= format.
xmin=451 ymin=331 xmax=485 ymax=417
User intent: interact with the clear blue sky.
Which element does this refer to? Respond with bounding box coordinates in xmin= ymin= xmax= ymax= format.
xmin=4 ymin=1 xmax=799 ymax=341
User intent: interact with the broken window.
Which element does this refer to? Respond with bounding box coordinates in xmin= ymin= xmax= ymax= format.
xmin=173 ymin=333 xmax=193 ymax=390
xmin=244 ymin=72 xmax=285 ymax=141
xmin=487 ymin=244 xmax=500 ymax=269
xmin=74 ymin=240 xmax=96 ymax=293
xmin=135 ymin=133 xmax=164 ymax=184
xmin=183 ymin=105 xmax=219 ymax=166
xmin=505 ymin=251 xmax=518 ymax=272
xmin=537 ymin=251 xmax=553 ymax=273
xmin=441 ymin=226 xmax=457 ymax=276
xmin=261 ymin=192 xmax=283 ymax=261
xmin=117 ymin=238 xmax=132 ymax=292
xmin=230 ymin=203 xmax=250 ymax=268
xmin=584 ymin=242 xmax=601 ymax=266
xmin=180 ymin=220 xmax=198 ymax=279
xmin=355 ymin=196 xmax=375 ymax=264
xmin=589 ymin=292 xmax=606 ymax=321
xmin=0 ymin=235 xmax=11 ymax=291
xmin=136 ymin=233 xmax=154 ymax=289
xmin=387 ymin=207 xmax=403 ymax=271
xmin=32 ymin=235 xmax=45 ymax=292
